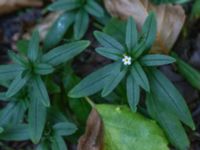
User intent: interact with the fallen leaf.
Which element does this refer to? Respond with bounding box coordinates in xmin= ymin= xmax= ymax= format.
xmin=78 ymin=109 xmax=103 ymax=150
xmin=78 ymin=105 xmax=169 ymax=150
xmin=0 ymin=0 xmax=43 ymax=15
xmin=104 ymin=0 xmax=185 ymax=54
xmin=97 ymin=104 xmax=169 ymax=150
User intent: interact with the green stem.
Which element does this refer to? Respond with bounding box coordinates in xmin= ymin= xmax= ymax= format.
xmin=84 ymin=97 xmax=95 ymax=108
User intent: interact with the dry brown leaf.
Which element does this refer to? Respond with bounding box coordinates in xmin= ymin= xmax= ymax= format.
xmin=78 ymin=109 xmax=103 ymax=150
xmin=104 ymin=0 xmax=185 ymax=54
xmin=0 ymin=0 xmax=43 ymax=15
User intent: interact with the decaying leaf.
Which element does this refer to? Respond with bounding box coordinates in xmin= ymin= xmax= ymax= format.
xmin=104 ymin=0 xmax=185 ymax=54
xmin=78 ymin=105 xmax=169 ymax=150
xmin=78 ymin=109 xmax=104 ymax=150
xmin=0 ymin=0 xmax=43 ymax=15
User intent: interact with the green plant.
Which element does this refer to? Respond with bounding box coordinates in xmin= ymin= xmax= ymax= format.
xmin=0 ymin=30 xmax=89 ymax=146
xmin=0 ymin=1 xmax=197 ymax=149
xmin=69 ymin=12 xmax=195 ymax=150
xmin=172 ymin=52 xmax=200 ymax=91
xmin=69 ymin=12 xmax=175 ymax=111
xmin=44 ymin=0 xmax=104 ymax=49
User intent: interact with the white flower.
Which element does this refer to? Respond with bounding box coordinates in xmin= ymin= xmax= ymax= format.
xmin=122 ymin=55 xmax=132 ymax=65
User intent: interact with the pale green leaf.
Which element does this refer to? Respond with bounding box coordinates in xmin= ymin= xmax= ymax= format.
xmin=96 ymin=104 xmax=169 ymax=150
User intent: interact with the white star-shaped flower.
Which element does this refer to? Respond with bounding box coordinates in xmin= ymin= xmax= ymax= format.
xmin=122 ymin=55 xmax=132 ymax=65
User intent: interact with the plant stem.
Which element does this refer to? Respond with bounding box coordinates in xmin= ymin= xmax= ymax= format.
xmin=84 ymin=96 xmax=95 ymax=108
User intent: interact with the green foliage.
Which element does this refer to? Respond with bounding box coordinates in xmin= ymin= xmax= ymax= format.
xmin=0 ymin=1 xmax=196 ymax=149
xmin=45 ymin=0 xmax=105 ymax=49
xmin=0 ymin=29 xmax=88 ymax=146
xmin=69 ymin=12 xmax=194 ymax=150
xmin=146 ymin=92 xmax=190 ymax=150
xmin=191 ymin=0 xmax=200 ymax=19
xmin=69 ymin=13 xmax=175 ymax=111
xmin=150 ymin=0 xmax=190 ymax=4
xmin=96 ymin=104 xmax=169 ymax=150
xmin=172 ymin=52 xmax=200 ymax=91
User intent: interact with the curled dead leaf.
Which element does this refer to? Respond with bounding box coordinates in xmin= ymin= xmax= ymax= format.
xmin=78 ymin=109 xmax=103 ymax=150
xmin=0 ymin=0 xmax=43 ymax=15
xmin=104 ymin=0 xmax=185 ymax=54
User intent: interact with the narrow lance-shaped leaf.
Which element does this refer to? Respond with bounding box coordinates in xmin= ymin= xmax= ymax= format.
xmin=28 ymin=84 xmax=47 ymax=144
xmin=51 ymin=135 xmax=68 ymax=150
xmin=8 ymin=50 xmax=27 ymax=67
xmin=74 ymin=9 xmax=89 ymax=40
xmin=172 ymin=52 xmax=200 ymax=91
xmin=147 ymin=68 xmax=195 ymax=129
xmin=0 ymin=64 xmax=24 ymax=81
xmin=126 ymin=75 xmax=140 ymax=112
xmin=68 ymin=63 xmax=119 ymax=98
xmin=53 ymin=122 xmax=77 ymax=136
xmin=102 ymin=68 xmax=126 ymax=97
xmin=140 ymin=54 xmax=176 ymax=66
xmin=28 ymin=30 xmax=40 ymax=61
xmin=134 ymin=12 xmax=157 ymax=58
xmin=131 ymin=62 xmax=150 ymax=91
xmin=126 ymin=17 xmax=138 ymax=52
xmin=0 ymin=101 xmax=26 ymax=126
xmin=95 ymin=47 xmax=123 ymax=60
xmin=42 ymin=41 xmax=90 ymax=66
xmin=31 ymin=76 xmax=50 ymax=107
xmin=47 ymin=0 xmax=80 ymax=11
xmin=146 ymin=92 xmax=190 ymax=150
xmin=44 ymin=12 xmax=74 ymax=50
xmin=6 ymin=73 xmax=30 ymax=97
xmin=34 ymin=63 xmax=54 ymax=75
xmin=84 ymin=0 xmax=104 ymax=18
xmin=0 ymin=124 xmax=30 ymax=141
xmin=141 ymin=12 xmax=157 ymax=50
xmin=0 ymin=102 xmax=18 ymax=126
xmin=94 ymin=31 xmax=125 ymax=52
